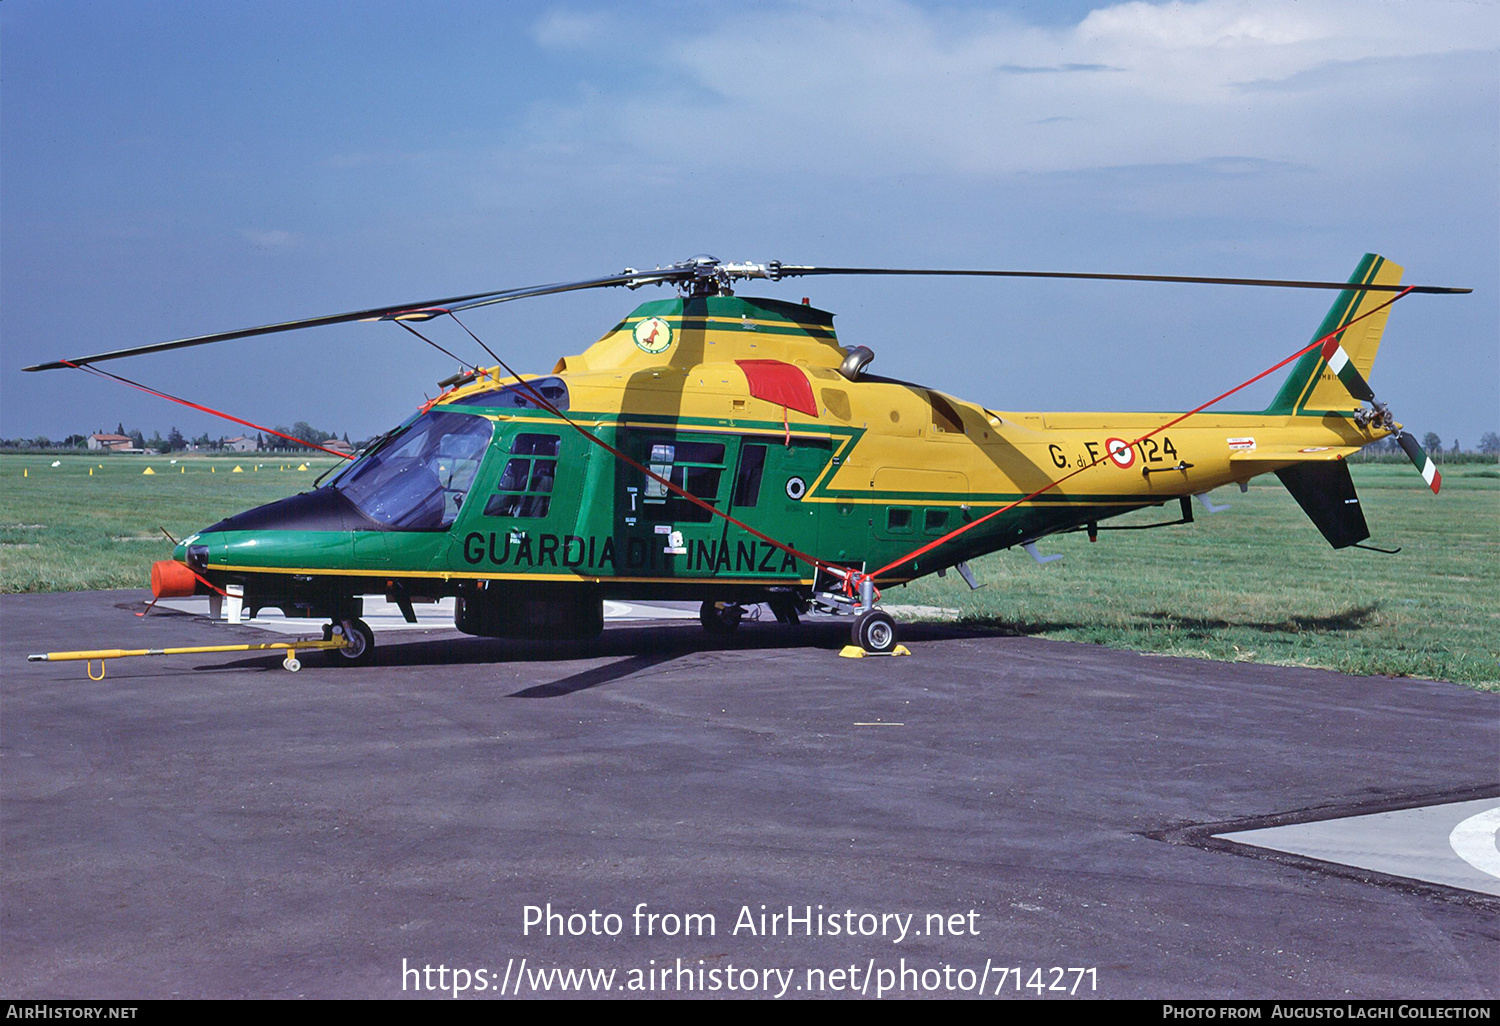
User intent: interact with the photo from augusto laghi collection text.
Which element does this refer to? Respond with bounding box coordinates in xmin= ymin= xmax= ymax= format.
xmin=401 ymin=901 xmax=1091 ymax=998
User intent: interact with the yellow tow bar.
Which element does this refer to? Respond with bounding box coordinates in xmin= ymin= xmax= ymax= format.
xmin=28 ymin=637 xmax=350 ymax=678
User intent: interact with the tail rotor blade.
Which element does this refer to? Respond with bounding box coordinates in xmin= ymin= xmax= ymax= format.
xmin=1396 ymin=431 xmax=1442 ymax=494
xmin=1319 ymin=337 xmax=1376 ymax=403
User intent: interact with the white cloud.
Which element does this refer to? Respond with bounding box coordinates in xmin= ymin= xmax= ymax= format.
xmin=533 ymin=9 xmax=612 ymax=48
xmin=516 ymin=0 xmax=1497 ymax=179
xmin=1076 ymin=0 xmax=1328 ymax=49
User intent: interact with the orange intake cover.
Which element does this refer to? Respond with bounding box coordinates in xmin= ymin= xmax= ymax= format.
xmin=151 ymin=560 xmax=198 ymax=598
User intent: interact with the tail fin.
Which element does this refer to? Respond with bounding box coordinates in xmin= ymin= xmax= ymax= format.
xmin=1266 ymin=253 xmax=1404 ymax=416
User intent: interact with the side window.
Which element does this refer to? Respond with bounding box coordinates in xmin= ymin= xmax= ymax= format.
xmin=642 ymin=438 xmax=726 ymax=523
xmin=887 ymin=507 xmax=913 ymax=533
xmin=497 ymin=459 xmax=530 ymax=491
xmin=924 ymin=508 xmax=949 ymax=534
xmin=484 ymin=433 xmax=560 ymax=518
xmin=732 ymin=444 xmax=767 ymax=508
xmin=512 ymin=433 xmax=559 ymax=456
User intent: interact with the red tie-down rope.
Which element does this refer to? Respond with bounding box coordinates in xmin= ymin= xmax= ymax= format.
xmin=56 ymin=287 xmax=1416 ymax=618
xmin=861 ymin=286 xmax=1416 ymax=585
xmin=446 ymin=286 xmax=1412 ymax=601
xmin=62 ymin=361 xmax=355 ymax=459
xmin=442 ymin=312 xmax=841 ymax=579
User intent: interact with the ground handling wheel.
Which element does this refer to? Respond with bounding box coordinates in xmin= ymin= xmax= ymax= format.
xmin=326 ymin=617 xmax=376 ymax=666
xmin=851 ymin=609 xmax=898 ymax=654
xmin=699 ymin=601 xmax=744 ymax=636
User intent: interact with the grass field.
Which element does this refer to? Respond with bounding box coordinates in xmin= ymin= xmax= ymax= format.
xmin=897 ymin=463 xmax=1499 ymax=689
xmin=0 ymin=454 xmax=344 ymax=593
xmin=2 ymin=454 xmax=1496 ymax=688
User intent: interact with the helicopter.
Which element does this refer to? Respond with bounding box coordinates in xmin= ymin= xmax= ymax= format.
xmin=23 ymin=253 xmax=1467 ymax=663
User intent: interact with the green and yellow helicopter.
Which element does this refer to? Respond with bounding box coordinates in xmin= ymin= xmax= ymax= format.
xmin=24 ymin=254 xmax=1466 ymax=664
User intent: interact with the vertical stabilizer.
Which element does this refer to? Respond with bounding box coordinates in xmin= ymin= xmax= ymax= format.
xmin=1266 ymin=254 xmax=1404 ymax=415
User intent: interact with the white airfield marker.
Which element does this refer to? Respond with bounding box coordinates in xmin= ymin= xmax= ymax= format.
xmin=1448 ymin=805 xmax=1500 ymax=880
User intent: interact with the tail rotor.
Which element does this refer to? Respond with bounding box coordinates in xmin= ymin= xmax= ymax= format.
xmin=1395 ymin=430 xmax=1443 ymax=494
xmin=1324 ymin=329 xmax=1441 ymax=495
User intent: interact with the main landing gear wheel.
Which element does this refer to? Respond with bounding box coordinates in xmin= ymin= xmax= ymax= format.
xmin=326 ymin=617 xmax=376 ymax=666
xmin=699 ymin=601 xmax=744 ymax=636
xmin=852 ymin=610 xmax=898 ymax=654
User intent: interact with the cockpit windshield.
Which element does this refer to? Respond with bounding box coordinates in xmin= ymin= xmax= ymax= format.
xmin=331 ymin=411 xmax=493 ymax=530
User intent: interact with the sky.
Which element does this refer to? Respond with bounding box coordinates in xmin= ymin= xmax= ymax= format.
xmin=3 ymin=0 xmax=1496 ymax=448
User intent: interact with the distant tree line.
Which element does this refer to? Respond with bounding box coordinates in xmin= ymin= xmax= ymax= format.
xmin=3 ymin=423 xmax=1496 ymax=459
xmin=264 ymin=422 xmax=354 ymax=452
xmin=0 ymin=420 xmax=362 ymax=453
xmin=1349 ymin=431 xmax=1500 ymax=463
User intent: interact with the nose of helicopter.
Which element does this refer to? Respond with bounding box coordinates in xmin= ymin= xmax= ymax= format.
xmin=204 ymin=487 xmax=366 ymax=533
xmin=159 ymin=487 xmax=374 ymax=596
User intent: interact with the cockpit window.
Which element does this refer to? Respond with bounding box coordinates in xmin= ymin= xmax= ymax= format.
xmin=640 ymin=437 xmax=726 ymax=523
xmin=483 ymin=432 xmax=560 ymax=519
xmin=448 ymin=377 xmax=569 ymax=412
xmin=332 ymin=411 xmax=493 ymax=530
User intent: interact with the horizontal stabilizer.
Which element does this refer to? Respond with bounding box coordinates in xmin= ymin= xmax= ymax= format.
xmin=1230 ymin=446 xmax=1362 ymax=465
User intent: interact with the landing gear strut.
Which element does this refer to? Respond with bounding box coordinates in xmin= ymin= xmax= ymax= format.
xmin=324 ymin=617 xmax=376 ymax=665
xmin=767 ymin=593 xmax=803 ymax=625
xmin=817 ymin=570 xmax=906 ymax=656
xmin=851 ymin=609 xmax=898 ymax=654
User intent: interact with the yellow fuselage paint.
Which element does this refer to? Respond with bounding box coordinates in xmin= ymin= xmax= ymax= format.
xmin=447 ymin=298 xmax=1383 ymax=517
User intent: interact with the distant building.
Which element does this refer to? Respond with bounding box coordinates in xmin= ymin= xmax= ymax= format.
xmin=323 ymin=438 xmax=354 ymax=456
xmin=88 ymin=433 xmax=133 ymax=452
xmin=224 ymin=435 xmax=259 ymax=452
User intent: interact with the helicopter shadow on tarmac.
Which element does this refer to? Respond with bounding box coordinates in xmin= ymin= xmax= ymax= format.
xmin=192 ymin=618 xmax=1018 ymax=696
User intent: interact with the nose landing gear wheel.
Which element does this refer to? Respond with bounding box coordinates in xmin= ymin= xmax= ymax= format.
xmin=699 ymin=601 xmax=744 ymax=636
xmin=326 ymin=617 xmax=376 ymax=666
xmin=852 ymin=609 xmax=897 ymax=654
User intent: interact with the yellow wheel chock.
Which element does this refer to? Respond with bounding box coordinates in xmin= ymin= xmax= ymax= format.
xmin=839 ymin=644 xmax=912 ymax=659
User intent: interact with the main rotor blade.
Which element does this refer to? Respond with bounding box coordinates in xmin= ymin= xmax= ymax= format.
xmin=444 ymin=268 xmax=685 ymax=313
xmin=771 ymin=265 xmax=1471 ymax=294
xmin=22 ymin=268 xmax=688 ymax=372
xmin=23 ymin=255 xmax=1471 ymax=373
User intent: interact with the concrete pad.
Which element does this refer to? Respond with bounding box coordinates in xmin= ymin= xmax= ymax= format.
xmin=153 ymin=595 xmax=704 ymax=633
xmin=1217 ymin=798 xmax=1500 ymax=897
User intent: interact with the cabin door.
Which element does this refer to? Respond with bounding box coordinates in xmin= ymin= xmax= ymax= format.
xmin=613 ymin=431 xmax=735 ymax=579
